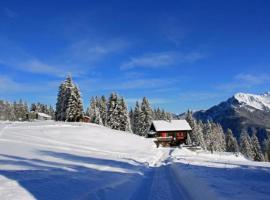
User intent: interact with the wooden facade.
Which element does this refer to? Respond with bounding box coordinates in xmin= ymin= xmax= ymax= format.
xmin=149 ymin=120 xmax=191 ymax=147
xmin=82 ymin=116 xmax=91 ymax=123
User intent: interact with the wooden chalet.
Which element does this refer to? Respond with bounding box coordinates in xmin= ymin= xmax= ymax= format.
xmin=27 ymin=111 xmax=52 ymax=121
xmin=82 ymin=116 xmax=91 ymax=123
xmin=149 ymin=120 xmax=192 ymax=147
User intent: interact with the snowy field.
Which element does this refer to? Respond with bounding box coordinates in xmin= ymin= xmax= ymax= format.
xmin=0 ymin=121 xmax=270 ymax=200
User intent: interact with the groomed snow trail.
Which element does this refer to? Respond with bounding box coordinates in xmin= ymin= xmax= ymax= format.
xmin=131 ymin=149 xmax=191 ymax=200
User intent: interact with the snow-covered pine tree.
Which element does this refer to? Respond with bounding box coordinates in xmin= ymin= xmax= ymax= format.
xmin=185 ymin=110 xmax=207 ymax=149
xmin=99 ymin=95 xmax=107 ymax=126
xmin=30 ymin=103 xmax=37 ymax=112
xmin=139 ymin=97 xmax=153 ymax=136
xmin=203 ymin=121 xmax=214 ymax=153
xmin=66 ymin=84 xmax=83 ymax=122
xmin=129 ymin=108 xmax=134 ymax=131
xmin=240 ymin=131 xmax=254 ymax=160
xmin=262 ymin=139 xmax=270 ymax=162
xmin=160 ymin=109 xmax=166 ymax=120
xmin=65 ymin=87 xmax=77 ymax=122
xmin=152 ymin=108 xmax=157 ymax=120
xmin=107 ymin=92 xmax=120 ymax=130
xmin=55 ymin=75 xmax=83 ymax=122
xmin=118 ymin=97 xmax=131 ymax=132
xmin=225 ymin=129 xmax=239 ymax=154
xmin=132 ymin=101 xmax=141 ymax=135
xmin=251 ymin=132 xmax=264 ymax=161
xmin=215 ymin=123 xmax=226 ymax=152
xmin=48 ymin=105 xmax=55 ymax=119
xmin=186 ymin=133 xmax=192 ymax=145
xmin=55 ymin=82 xmax=67 ymax=121
xmin=185 ymin=110 xmax=196 ymax=144
xmin=156 ymin=108 xmax=162 ymax=120
xmin=165 ymin=112 xmax=172 ymax=121
xmin=195 ymin=120 xmax=207 ymax=149
xmin=13 ymin=99 xmax=28 ymax=121
xmin=87 ymin=97 xmax=103 ymax=125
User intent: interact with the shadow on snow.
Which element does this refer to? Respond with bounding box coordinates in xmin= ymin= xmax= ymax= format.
xmin=1 ymin=151 xmax=270 ymax=200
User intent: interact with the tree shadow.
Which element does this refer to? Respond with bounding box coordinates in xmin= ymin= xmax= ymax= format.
xmin=0 ymin=152 xmax=148 ymax=200
xmin=39 ymin=150 xmax=145 ymax=171
xmin=1 ymin=151 xmax=270 ymax=200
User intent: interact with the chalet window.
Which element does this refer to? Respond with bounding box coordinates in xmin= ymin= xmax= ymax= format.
xmin=176 ymin=132 xmax=184 ymax=139
xmin=161 ymin=132 xmax=167 ymax=137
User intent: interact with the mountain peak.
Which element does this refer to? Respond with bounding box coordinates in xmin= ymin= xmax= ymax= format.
xmin=233 ymin=92 xmax=270 ymax=111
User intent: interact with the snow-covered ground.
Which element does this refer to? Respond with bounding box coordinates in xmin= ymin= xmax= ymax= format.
xmin=0 ymin=121 xmax=270 ymax=200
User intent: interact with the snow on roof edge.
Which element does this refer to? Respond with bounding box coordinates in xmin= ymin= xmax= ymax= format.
xmin=151 ymin=120 xmax=192 ymax=132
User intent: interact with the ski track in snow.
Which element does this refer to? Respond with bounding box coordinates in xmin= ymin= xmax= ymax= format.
xmin=130 ymin=149 xmax=191 ymax=200
xmin=0 ymin=121 xmax=270 ymax=200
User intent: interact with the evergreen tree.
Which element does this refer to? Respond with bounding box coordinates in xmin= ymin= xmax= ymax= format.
xmin=129 ymin=108 xmax=134 ymax=132
xmin=99 ymin=95 xmax=107 ymax=126
xmin=215 ymin=123 xmax=226 ymax=152
xmin=185 ymin=110 xmax=196 ymax=143
xmin=0 ymin=100 xmax=16 ymax=120
xmin=13 ymin=100 xmax=28 ymax=121
xmin=240 ymin=131 xmax=254 ymax=160
xmin=225 ymin=129 xmax=239 ymax=154
xmin=166 ymin=112 xmax=172 ymax=121
xmin=55 ymin=75 xmax=83 ymax=122
xmin=48 ymin=105 xmax=55 ymax=119
xmin=160 ymin=109 xmax=166 ymax=120
xmin=55 ymin=82 xmax=67 ymax=121
xmin=195 ymin=120 xmax=207 ymax=149
xmin=87 ymin=97 xmax=103 ymax=125
xmin=186 ymin=133 xmax=192 ymax=145
xmin=185 ymin=111 xmax=206 ymax=149
xmin=251 ymin=132 xmax=264 ymax=161
xmin=118 ymin=97 xmax=131 ymax=132
xmin=132 ymin=101 xmax=141 ymax=135
xmin=30 ymin=103 xmax=37 ymax=112
xmin=107 ymin=92 xmax=120 ymax=130
xmin=263 ymin=139 xmax=270 ymax=162
xmin=138 ymin=97 xmax=153 ymax=136
xmin=155 ymin=108 xmax=162 ymax=120
xmin=203 ymin=121 xmax=214 ymax=153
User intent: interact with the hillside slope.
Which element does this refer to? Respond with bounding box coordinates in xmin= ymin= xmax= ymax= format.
xmin=0 ymin=121 xmax=162 ymax=200
xmin=0 ymin=121 xmax=270 ymax=200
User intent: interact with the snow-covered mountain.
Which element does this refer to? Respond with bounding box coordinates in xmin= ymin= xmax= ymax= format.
xmin=193 ymin=92 xmax=270 ymax=140
xmin=234 ymin=92 xmax=270 ymax=112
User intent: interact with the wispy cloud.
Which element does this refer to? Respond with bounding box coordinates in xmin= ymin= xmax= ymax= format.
xmin=67 ymin=38 xmax=130 ymax=63
xmin=0 ymin=36 xmax=130 ymax=77
xmin=0 ymin=58 xmax=84 ymax=77
xmin=121 ymin=51 xmax=204 ymax=70
xmin=4 ymin=8 xmax=18 ymax=19
xmin=159 ymin=17 xmax=188 ymax=46
xmin=217 ymin=73 xmax=270 ymax=91
xmin=0 ymin=76 xmax=59 ymax=94
xmin=77 ymin=76 xmax=179 ymax=93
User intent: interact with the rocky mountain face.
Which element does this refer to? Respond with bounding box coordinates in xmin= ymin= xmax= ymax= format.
xmin=193 ymin=92 xmax=270 ymax=142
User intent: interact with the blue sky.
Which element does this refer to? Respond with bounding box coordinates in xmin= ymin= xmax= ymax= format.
xmin=1 ymin=0 xmax=270 ymax=113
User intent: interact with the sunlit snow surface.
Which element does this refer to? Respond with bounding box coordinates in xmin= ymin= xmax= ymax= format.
xmin=0 ymin=121 xmax=270 ymax=200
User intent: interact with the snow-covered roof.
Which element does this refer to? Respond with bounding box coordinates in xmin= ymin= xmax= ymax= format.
xmin=37 ymin=112 xmax=52 ymax=118
xmin=151 ymin=120 xmax=192 ymax=132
